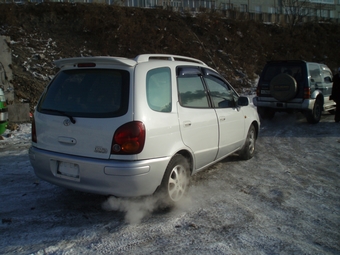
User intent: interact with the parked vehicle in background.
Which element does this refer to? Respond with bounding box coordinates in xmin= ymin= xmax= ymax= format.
xmin=29 ymin=54 xmax=260 ymax=205
xmin=253 ymin=60 xmax=336 ymax=124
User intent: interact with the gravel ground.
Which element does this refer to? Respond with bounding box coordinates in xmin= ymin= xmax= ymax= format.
xmin=0 ymin=111 xmax=339 ymax=255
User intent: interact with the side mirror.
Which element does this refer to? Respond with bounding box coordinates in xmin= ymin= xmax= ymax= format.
xmin=237 ymin=96 xmax=249 ymax=107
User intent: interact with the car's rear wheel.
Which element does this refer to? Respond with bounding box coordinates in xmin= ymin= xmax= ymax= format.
xmin=239 ymin=124 xmax=256 ymax=160
xmin=158 ymin=154 xmax=190 ymax=206
xmin=257 ymin=107 xmax=275 ymax=119
xmin=306 ymin=98 xmax=322 ymax=124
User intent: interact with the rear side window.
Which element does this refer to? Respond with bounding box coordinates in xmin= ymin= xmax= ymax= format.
xmin=38 ymin=69 xmax=130 ymax=118
xmin=146 ymin=67 xmax=171 ymax=112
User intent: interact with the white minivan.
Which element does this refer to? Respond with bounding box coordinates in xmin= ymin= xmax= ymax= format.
xmin=29 ymin=54 xmax=260 ymax=205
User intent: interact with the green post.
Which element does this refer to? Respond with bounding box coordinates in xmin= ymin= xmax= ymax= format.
xmin=0 ymin=88 xmax=8 ymax=135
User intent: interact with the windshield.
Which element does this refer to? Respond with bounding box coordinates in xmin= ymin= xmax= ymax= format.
xmin=38 ymin=69 xmax=130 ymax=118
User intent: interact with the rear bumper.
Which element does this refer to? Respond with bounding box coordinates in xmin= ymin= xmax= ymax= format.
xmin=29 ymin=146 xmax=169 ymax=197
xmin=253 ymin=97 xmax=314 ymax=111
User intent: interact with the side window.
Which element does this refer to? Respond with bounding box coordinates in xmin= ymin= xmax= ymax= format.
xmin=322 ymin=70 xmax=332 ymax=83
xmin=204 ymin=75 xmax=237 ymax=108
xmin=146 ymin=67 xmax=171 ymax=112
xmin=177 ymin=75 xmax=210 ymax=108
xmin=308 ymin=64 xmax=322 ymax=83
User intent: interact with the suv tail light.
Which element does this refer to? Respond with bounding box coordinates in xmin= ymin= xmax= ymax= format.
xmin=304 ymin=87 xmax=311 ymax=99
xmin=111 ymin=121 xmax=145 ymax=154
xmin=256 ymin=86 xmax=260 ymax=96
xmin=32 ymin=116 xmax=37 ymax=143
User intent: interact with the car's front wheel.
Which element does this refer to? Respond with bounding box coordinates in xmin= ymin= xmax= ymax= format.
xmin=239 ymin=124 xmax=256 ymax=160
xmin=158 ymin=154 xmax=190 ymax=206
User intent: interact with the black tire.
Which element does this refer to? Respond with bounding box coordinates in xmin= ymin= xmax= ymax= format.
xmin=257 ymin=107 xmax=275 ymax=119
xmin=270 ymin=74 xmax=297 ymax=101
xmin=158 ymin=154 xmax=190 ymax=206
xmin=239 ymin=124 xmax=256 ymax=160
xmin=306 ymin=98 xmax=322 ymax=124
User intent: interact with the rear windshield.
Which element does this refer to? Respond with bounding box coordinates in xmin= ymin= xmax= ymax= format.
xmin=38 ymin=69 xmax=130 ymax=118
xmin=262 ymin=63 xmax=304 ymax=82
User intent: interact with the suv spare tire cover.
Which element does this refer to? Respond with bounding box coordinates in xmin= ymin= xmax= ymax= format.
xmin=269 ymin=73 xmax=297 ymax=101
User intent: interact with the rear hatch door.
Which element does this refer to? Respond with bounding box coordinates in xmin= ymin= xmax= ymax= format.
xmin=34 ymin=64 xmax=132 ymax=159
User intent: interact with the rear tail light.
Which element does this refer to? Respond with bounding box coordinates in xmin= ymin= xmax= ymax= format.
xmin=304 ymin=88 xmax=311 ymax=99
xmin=32 ymin=116 xmax=37 ymax=143
xmin=111 ymin=121 xmax=145 ymax=154
xmin=256 ymin=86 xmax=260 ymax=96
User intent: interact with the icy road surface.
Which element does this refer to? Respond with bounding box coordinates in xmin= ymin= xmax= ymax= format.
xmin=0 ymin=112 xmax=339 ymax=255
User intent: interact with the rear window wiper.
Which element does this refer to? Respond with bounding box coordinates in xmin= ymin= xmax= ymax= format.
xmin=41 ymin=109 xmax=76 ymax=124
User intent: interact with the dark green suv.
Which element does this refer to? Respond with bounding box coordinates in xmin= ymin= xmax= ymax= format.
xmin=253 ymin=60 xmax=336 ymax=124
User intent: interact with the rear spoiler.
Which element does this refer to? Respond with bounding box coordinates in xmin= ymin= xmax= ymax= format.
xmin=54 ymin=56 xmax=137 ymax=68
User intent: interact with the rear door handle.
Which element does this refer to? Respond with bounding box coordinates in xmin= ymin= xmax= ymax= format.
xmin=58 ymin=136 xmax=77 ymax=145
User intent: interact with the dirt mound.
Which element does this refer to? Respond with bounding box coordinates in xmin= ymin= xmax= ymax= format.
xmin=0 ymin=3 xmax=339 ymax=111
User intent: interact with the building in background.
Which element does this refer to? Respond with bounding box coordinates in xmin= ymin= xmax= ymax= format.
xmin=2 ymin=0 xmax=340 ymax=23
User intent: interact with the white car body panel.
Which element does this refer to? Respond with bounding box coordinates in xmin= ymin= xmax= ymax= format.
xmin=214 ymin=107 xmax=246 ymax=160
xmin=176 ymin=102 xmax=219 ymax=170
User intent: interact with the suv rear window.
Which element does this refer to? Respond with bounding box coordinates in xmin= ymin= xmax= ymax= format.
xmin=38 ymin=69 xmax=130 ymax=118
xmin=263 ymin=63 xmax=304 ymax=82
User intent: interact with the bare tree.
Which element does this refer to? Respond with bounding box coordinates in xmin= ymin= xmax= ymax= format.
xmin=281 ymin=0 xmax=313 ymax=26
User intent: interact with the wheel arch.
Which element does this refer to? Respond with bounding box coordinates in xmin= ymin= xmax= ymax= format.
xmin=310 ymin=89 xmax=323 ymax=100
xmin=311 ymin=91 xmax=324 ymax=110
xmin=174 ymin=150 xmax=194 ymax=175
xmin=251 ymin=120 xmax=260 ymax=139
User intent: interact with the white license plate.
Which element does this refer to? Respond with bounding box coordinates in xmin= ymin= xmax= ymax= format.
xmin=58 ymin=162 xmax=79 ymax=178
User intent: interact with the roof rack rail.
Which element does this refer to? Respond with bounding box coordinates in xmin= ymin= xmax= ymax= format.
xmin=134 ymin=54 xmax=207 ymax=66
xmin=267 ymin=60 xmax=306 ymax=63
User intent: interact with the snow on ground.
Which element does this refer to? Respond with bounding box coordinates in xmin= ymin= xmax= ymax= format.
xmin=0 ymin=112 xmax=340 ymax=255
xmin=0 ymin=123 xmax=31 ymax=153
